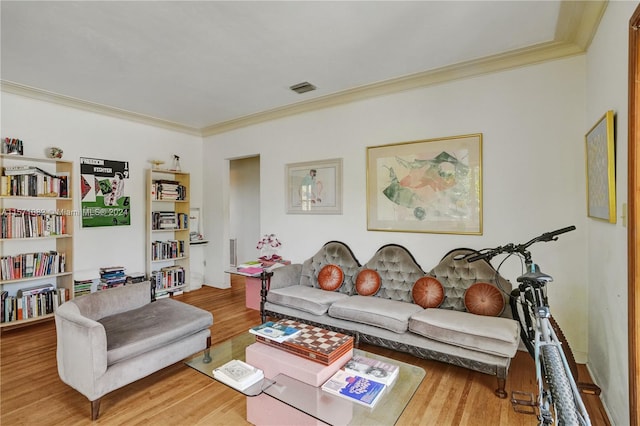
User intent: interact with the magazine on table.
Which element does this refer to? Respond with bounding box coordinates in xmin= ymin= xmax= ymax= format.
xmin=213 ymin=359 xmax=264 ymax=391
xmin=321 ymin=369 xmax=386 ymax=408
xmin=343 ymin=354 xmax=399 ymax=386
xmin=249 ymin=321 xmax=302 ymax=343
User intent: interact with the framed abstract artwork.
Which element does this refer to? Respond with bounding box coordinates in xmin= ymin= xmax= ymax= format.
xmin=286 ymin=158 xmax=343 ymax=214
xmin=367 ymin=134 xmax=482 ymax=234
xmin=585 ymin=110 xmax=616 ymax=223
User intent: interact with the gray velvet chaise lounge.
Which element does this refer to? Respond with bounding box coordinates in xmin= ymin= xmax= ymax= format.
xmin=55 ymin=282 xmax=213 ymax=419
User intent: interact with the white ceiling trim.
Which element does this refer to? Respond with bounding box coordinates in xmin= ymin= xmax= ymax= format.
xmin=1 ymin=1 xmax=606 ymax=138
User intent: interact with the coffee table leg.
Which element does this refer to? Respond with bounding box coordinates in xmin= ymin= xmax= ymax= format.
xmin=202 ymin=336 xmax=212 ymax=363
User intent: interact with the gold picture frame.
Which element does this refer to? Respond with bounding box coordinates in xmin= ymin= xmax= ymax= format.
xmin=367 ymin=134 xmax=482 ymax=234
xmin=585 ymin=110 xmax=616 ymax=223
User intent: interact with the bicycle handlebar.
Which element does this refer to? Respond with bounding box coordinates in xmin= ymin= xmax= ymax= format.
xmin=466 ymin=225 xmax=576 ymax=263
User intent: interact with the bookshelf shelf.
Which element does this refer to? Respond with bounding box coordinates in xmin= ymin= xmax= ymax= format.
xmin=0 ymin=153 xmax=74 ymax=329
xmin=146 ymin=169 xmax=190 ymax=297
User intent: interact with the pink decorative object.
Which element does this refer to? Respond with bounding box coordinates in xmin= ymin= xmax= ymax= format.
xmin=256 ymin=233 xmax=282 ymax=261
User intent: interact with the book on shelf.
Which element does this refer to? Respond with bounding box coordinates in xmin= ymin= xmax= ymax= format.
xmin=321 ymin=369 xmax=386 ymax=408
xmin=3 ymin=165 xmax=56 ymax=177
xmin=213 ymin=359 xmax=264 ymax=391
xmin=343 ymin=355 xmax=399 ymax=386
xmin=249 ymin=321 xmax=302 ymax=343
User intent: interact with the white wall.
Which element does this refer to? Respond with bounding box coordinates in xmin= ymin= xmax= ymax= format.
xmin=203 ymin=56 xmax=591 ymax=360
xmin=585 ymin=2 xmax=636 ymax=424
xmin=1 ymin=92 xmax=203 ymax=281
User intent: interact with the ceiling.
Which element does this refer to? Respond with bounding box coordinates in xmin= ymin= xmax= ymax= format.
xmin=1 ymin=1 xmax=606 ymax=136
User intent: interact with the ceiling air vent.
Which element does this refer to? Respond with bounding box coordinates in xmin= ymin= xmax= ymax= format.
xmin=290 ymin=81 xmax=316 ymax=94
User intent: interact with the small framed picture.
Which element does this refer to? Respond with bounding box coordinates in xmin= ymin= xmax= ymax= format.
xmin=285 ymin=158 xmax=343 ymax=214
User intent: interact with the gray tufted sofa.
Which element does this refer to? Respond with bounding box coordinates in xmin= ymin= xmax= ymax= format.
xmin=263 ymin=241 xmax=520 ymax=398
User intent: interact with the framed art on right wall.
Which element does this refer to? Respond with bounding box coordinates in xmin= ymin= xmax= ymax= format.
xmin=585 ymin=110 xmax=616 ymax=223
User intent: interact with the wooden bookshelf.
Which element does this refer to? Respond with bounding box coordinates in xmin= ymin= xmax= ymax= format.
xmin=146 ymin=168 xmax=190 ymax=297
xmin=0 ymin=153 xmax=74 ymax=329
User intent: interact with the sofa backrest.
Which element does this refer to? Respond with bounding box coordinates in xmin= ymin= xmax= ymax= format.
xmin=429 ymin=248 xmax=513 ymax=318
xmin=70 ymin=281 xmax=152 ymax=321
xmin=300 ymin=241 xmax=361 ymax=295
xmin=363 ymin=244 xmax=425 ymax=302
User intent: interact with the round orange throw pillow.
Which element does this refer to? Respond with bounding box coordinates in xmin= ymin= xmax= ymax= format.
xmin=318 ymin=264 xmax=344 ymax=291
xmin=355 ymin=269 xmax=382 ymax=296
xmin=464 ymin=282 xmax=505 ymax=316
xmin=412 ymin=276 xmax=445 ymax=308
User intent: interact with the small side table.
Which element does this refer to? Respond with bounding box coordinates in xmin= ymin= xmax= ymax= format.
xmin=242 ymin=260 xmax=291 ymax=313
xmin=225 ymin=267 xmax=274 ymax=323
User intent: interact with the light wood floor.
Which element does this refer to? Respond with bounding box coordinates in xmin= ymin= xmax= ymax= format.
xmin=0 ymin=278 xmax=610 ymax=425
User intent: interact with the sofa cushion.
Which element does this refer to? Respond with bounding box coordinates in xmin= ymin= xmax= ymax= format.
xmin=99 ymin=298 xmax=213 ymax=365
xmin=408 ymin=308 xmax=519 ymax=357
xmin=267 ymin=285 xmax=350 ymax=315
xmin=328 ymin=295 xmax=423 ymax=333
xmin=412 ymin=276 xmax=445 ymax=308
xmin=355 ymin=269 xmax=381 ymax=296
xmin=318 ymin=264 xmax=344 ymax=291
xmin=464 ymin=282 xmax=505 ymax=316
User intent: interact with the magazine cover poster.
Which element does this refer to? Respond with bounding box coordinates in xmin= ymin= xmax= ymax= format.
xmin=80 ymin=157 xmax=131 ymax=227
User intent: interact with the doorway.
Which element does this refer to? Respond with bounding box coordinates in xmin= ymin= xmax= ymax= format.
xmin=629 ymin=5 xmax=640 ymax=425
xmin=229 ymin=156 xmax=261 ymax=266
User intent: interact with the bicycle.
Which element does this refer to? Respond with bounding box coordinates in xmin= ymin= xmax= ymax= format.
xmin=465 ymin=226 xmax=594 ymax=425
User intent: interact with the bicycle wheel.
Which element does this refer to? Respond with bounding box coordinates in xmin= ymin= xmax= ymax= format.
xmin=541 ymin=344 xmax=580 ymax=425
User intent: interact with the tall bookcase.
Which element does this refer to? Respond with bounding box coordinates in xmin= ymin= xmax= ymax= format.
xmin=146 ymin=168 xmax=190 ymax=297
xmin=0 ymin=153 xmax=74 ymax=329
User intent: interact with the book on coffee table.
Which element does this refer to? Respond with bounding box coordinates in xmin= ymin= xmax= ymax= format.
xmin=343 ymin=354 xmax=399 ymax=386
xmin=254 ymin=319 xmax=354 ymax=366
xmin=213 ymin=359 xmax=264 ymax=391
xmin=321 ymin=369 xmax=386 ymax=408
xmin=249 ymin=321 xmax=302 ymax=343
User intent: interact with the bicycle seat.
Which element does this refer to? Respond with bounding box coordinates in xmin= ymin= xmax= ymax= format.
xmin=517 ymin=271 xmax=553 ymax=283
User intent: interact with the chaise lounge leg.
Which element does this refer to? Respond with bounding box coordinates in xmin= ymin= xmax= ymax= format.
xmin=202 ymin=336 xmax=212 ymax=363
xmin=495 ymin=378 xmax=507 ymax=398
xmin=91 ymin=398 xmax=101 ymax=420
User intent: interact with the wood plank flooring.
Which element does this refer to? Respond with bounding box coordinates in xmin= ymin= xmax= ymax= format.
xmin=0 ymin=278 xmax=610 ymax=425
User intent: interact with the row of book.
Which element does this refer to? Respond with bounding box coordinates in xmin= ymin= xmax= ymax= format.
xmin=151 ymin=239 xmax=185 ymax=260
xmin=1 ymin=172 xmax=69 ymax=198
xmin=1 ymin=284 xmax=70 ymax=323
xmin=98 ymin=266 xmax=126 ymax=290
xmin=1 ymin=208 xmax=68 ymax=239
xmin=73 ymin=279 xmax=92 ymax=298
xmin=151 ymin=211 xmax=188 ymax=230
xmin=152 ymin=265 xmax=185 ymax=296
xmin=0 ymin=251 xmax=66 ymax=281
xmin=2 ymin=138 xmax=24 ymax=155
xmin=150 ymin=180 xmax=187 ymax=201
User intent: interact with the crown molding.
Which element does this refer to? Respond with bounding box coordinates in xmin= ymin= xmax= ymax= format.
xmin=2 ymin=0 xmax=606 ymax=138
xmin=0 ymin=81 xmax=203 ymax=137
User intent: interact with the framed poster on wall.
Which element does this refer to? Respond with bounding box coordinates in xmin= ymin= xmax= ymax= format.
xmin=80 ymin=157 xmax=131 ymax=227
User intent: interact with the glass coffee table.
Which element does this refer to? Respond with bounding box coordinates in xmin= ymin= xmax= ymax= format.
xmin=186 ymin=333 xmax=425 ymax=425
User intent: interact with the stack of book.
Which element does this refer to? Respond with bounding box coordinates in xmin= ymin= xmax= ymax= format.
xmin=213 ymin=359 xmax=264 ymax=391
xmin=249 ymin=321 xmax=303 ymax=343
xmin=321 ymin=354 xmax=399 ymax=409
xmin=150 ymin=180 xmax=187 ymax=201
xmin=73 ymin=279 xmax=93 ymax=297
xmin=98 ymin=266 xmax=127 ymax=290
xmin=237 ymin=260 xmax=263 ymax=275
xmin=126 ymin=272 xmax=146 ymax=284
